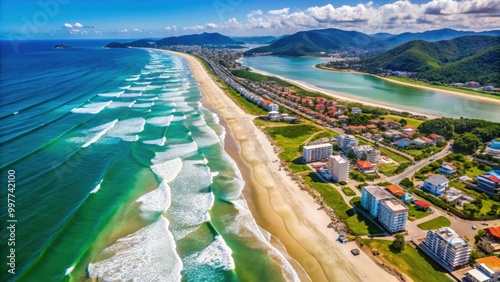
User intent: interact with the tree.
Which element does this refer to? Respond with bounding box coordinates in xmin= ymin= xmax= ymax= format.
xmin=399 ymin=119 xmax=408 ymax=127
xmin=470 ymin=249 xmax=484 ymax=265
xmin=474 ymin=229 xmax=487 ymax=243
xmin=454 ymin=133 xmax=482 ymax=154
xmin=418 ymin=118 xmax=454 ymax=140
xmin=391 ymin=234 xmax=406 ymax=252
xmin=400 ymin=178 xmax=414 ymax=188
xmin=436 ymin=140 xmax=447 ymax=148
xmin=463 ymin=203 xmax=480 ymax=218
xmin=488 ymin=204 xmax=499 ymax=216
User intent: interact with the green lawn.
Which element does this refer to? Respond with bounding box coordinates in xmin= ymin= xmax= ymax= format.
xmin=465 ymin=166 xmax=486 ymax=178
xmin=383 ymin=114 xmax=425 ymax=128
xmin=360 ymin=239 xmax=452 ymax=282
xmin=303 ymin=173 xmax=383 ymax=235
xmin=310 ymin=131 xmax=338 ymax=142
xmin=379 ymin=147 xmax=412 ymax=164
xmin=405 ymin=149 xmax=424 ymax=157
xmin=341 ymin=187 xmax=357 ymax=197
xmin=407 ymin=204 xmax=431 ymax=220
xmin=378 ymin=162 xmax=399 ymax=175
xmin=262 ymin=124 xmax=321 ymax=162
xmin=417 ymin=216 xmax=451 ymax=230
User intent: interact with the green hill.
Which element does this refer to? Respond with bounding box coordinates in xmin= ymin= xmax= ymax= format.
xmin=244 ymin=28 xmax=386 ymax=56
xmin=360 ymin=36 xmax=500 ymax=85
xmin=105 ymin=32 xmax=242 ymax=48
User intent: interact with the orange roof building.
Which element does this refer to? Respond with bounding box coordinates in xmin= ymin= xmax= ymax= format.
xmin=476 ymin=256 xmax=500 ymax=273
xmin=356 ymin=160 xmax=373 ymax=169
xmin=485 ymin=226 xmax=500 ymax=239
xmin=385 ymin=184 xmax=405 ymax=196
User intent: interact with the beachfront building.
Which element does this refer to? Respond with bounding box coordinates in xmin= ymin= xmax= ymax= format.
xmin=420 ymin=227 xmax=471 ymax=272
xmin=337 ymin=135 xmax=358 ymax=152
xmin=466 ymin=256 xmax=500 ymax=282
xmin=361 ymin=186 xmax=407 ymax=233
xmin=423 ymin=174 xmax=449 ymax=196
xmin=328 ymin=155 xmax=349 ymax=183
xmin=378 ymin=198 xmax=408 ymax=233
xmin=302 ymin=143 xmax=333 ymax=163
xmin=353 ymin=145 xmax=381 ymax=163
xmin=361 ymin=186 xmax=393 ymax=217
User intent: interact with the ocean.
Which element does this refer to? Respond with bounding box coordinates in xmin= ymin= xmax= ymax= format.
xmin=241 ymin=56 xmax=500 ymax=122
xmin=0 ymin=40 xmax=297 ymax=281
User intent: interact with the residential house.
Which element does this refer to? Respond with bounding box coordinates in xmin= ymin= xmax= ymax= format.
xmin=347 ymin=125 xmax=366 ymax=133
xmin=415 ymin=199 xmax=431 ymax=210
xmin=466 ymin=256 xmax=500 ymax=282
xmin=420 ymin=136 xmax=434 ymax=145
xmin=357 ymin=160 xmax=375 ymax=174
xmin=385 ymin=184 xmax=405 ymax=197
xmin=394 ymin=138 xmax=411 ymax=148
xmin=401 ymin=193 xmax=414 ymax=204
xmin=420 ymin=227 xmax=471 ymax=272
xmin=351 ymin=107 xmax=362 ymax=115
xmin=466 ymin=81 xmax=481 ymax=88
xmin=384 ymin=130 xmax=404 ymax=141
xmin=411 ymin=138 xmax=430 ymax=148
xmin=477 ymin=171 xmax=500 ymax=195
xmin=315 ymin=103 xmax=325 ymax=112
xmin=428 ymin=134 xmax=445 ymax=144
xmin=439 ymin=163 xmax=456 ymax=175
xmin=423 ymin=174 xmax=449 ymax=196
xmin=478 ymin=227 xmax=500 ymax=255
xmin=316 ymin=97 xmax=326 ymax=104
xmin=338 ymin=115 xmax=348 ymax=122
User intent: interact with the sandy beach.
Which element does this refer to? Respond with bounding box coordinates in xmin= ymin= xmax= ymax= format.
xmin=167 ymin=50 xmax=400 ymax=282
xmin=316 ymin=65 xmax=500 ymax=105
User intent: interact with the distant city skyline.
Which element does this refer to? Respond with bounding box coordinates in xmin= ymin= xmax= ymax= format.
xmin=1 ymin=0 xmax=499 ymax=39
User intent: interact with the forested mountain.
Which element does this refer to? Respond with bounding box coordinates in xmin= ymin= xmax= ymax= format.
xmin=358 ymin=36 xmax=500 ymax=85
xmin=105 ymin=33 xmax=242 ymax=48
xmin=244 ymin=28 xmax=386 ymax=56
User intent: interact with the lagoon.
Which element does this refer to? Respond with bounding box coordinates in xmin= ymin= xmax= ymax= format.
xmin=241 ymin=56 xmax=500 ymax=122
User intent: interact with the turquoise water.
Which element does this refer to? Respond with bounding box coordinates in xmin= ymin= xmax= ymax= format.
xmin=241 ymin=56 xmax=500 ymax=122
xmin=0 ymin=41 xmax=295 ymax=281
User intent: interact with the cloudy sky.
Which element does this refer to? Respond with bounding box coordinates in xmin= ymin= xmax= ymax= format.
xmin=1 ymin=0 xmax=499 ymax=39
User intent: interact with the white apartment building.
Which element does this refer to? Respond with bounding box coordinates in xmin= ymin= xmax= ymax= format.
xmin=353 ymin=145 xmax=381 ymax=163
xmin=328 ymin=155 xmax=349 ymax=183
xmin=423 ymin=174 xmax=449 ymax=196
xmin=302 ymin=143 xmax=333 ymax=163
xmin=338 ymin=135 xmax=358 ymax=152
xmin=378 ymin=198 xmax=408 ymax=233
xmin=361 ymin=186 xmax=393 ymax=217
xmin=421 ymin=227 xmax=471 ymax=272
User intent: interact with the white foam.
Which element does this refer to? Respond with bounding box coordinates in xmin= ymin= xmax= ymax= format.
xmin=106 ymin=118 xmax=146 ymax=142
xmin=65 ymin=264 xmax=75 ymax=276
xmin=132 ymin=102 xmax=154 ymax=108
xmin=172 ymin=115 xmax=186 ymax=121
xmin=186 ymin=236 xmax=235 ymax=271
xmin=141 ymin=71 xmax=151 ymax=75
xmin=83 ymin=119 xmax=118 ymax=148
xmin=107 ymin=101 xmax=135 ymax=109
xmin=128 ymin=86 xmax=146 ymax=91
xmin=98 ymin=91 xmax=124 ymax=97
xmin=88 ymin=217 xmax=183 ymax=282
xmin=90 ymin=179 xmax=103 ymax=194
xmin=125 ymin=77 xmax=139 ymax=81
xmin=136 ymin=181 xmax=171 ymax=220
xmin=138 ymin=97 xmax=158 ymax=102
xmin=71 ymin=101 xmax=112 ymax=114
xmin=151 ymin=158 xmax=183 ymax=182
xmin=119 ymin=85 xmax=130 ymax=89
xmin=142 ymin=137 xmax=166 ymax=146
xmin=128 ymin=101 xmax=136 ymax=108
xmin=146 ymin=115 xmax=173 ymax=127
xmin=121 ymin=92 xmax=142 ymax=98
xmin=134 ymin=81 xmax=151 ymax=85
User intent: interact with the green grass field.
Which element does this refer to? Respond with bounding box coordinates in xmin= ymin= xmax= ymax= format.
xmin=360 ymin=239 xmax=452 ymax=282
xmin=303 ymin=173 xmax=383 ymax=235
xmin=378 ymin=162 xmax=400 ymax=175
xmin=407 ymin=204 xmax=431 ymax=220
xmin=383 ymin=114 xmax=425 ymax=128
xmin=379 ymin=147 xmax=412 ymax=164
xmin=341 ymin=187 xmax=357 ymax=197
xmin=417 ymin=216 xmax=451 ymax=230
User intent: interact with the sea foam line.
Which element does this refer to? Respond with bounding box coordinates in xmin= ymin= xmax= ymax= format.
xmin=83 ymin=119 xmax=119 ymax=148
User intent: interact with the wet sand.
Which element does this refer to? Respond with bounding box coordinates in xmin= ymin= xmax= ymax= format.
xmin=167 ymin=50 xmax=400 ymax=282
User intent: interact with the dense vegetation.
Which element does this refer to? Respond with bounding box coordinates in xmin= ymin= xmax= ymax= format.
xmin=359 ymin=36 xmax=500 ymax=86
xmin=106 ymin=32 xmax=242 ymax=48
xmin=417 ymin=117 xmax=500 ymax=153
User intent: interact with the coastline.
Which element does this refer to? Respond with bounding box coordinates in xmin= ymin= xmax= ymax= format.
xmin=316 ymin=65 xmax=500 ymax=105
xmin=245 ymin=65 xmax=439 ymax=119
xmin=166 ymin=50 xmax=400 ymax=282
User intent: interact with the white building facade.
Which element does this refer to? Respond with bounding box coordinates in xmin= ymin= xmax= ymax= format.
xmin=423 ymin=175 xmax=449 ymax=196
xmin=338 ymin=135 xmax=358 ymax=152
xmin=421 ymin=227 xmax=471 ymax=271
xmin=378 ymin=199 xmax=408 ymax=233
xmin=302 ymin=143 xmax=333 ymax=163
xmin=328 ymin=155 xmax=349 ymax=183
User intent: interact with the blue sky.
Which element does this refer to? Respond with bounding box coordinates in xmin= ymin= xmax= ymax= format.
xmin=1 ymin=0 xmax=499 ymax=39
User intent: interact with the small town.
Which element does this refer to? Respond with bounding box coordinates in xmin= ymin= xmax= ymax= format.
xmin=166 ymin=44 xmax=500 ymax=282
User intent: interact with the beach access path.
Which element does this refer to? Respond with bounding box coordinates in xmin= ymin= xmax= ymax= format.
xmin=168 ymin=50 xmax=400 ymax=282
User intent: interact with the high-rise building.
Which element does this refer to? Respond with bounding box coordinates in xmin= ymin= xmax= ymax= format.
xmin=421 ymin=227 xmax=471 ymax=272
xmin=361 ymin=185 xmax=393 ymax=217
xmin=302 ymin=143 xmax=333 ymax=163
xmin=328 ymin=155 xmax=349 ymax=183
xmin=337 ymin=135 xmax=358 ymax=152
xmin=378 ymin=198 xmax=408 ymax=233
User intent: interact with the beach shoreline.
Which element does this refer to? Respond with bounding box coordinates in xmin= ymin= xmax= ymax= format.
xmin=315 ymin=65 xmax=500 ymax=105
xmin=166 ymin=49 xmax=400 ymax=282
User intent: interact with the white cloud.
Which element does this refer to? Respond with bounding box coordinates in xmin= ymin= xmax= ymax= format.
xmin=205 ymin=23 xmax=218 ymax=29
xmin=183 ymin=25 xmax=205 ymax=31
xmin=63 ymin=22 xmax=93 ymax=29
xmin=268 ymin=7 xmax=289 ymax=15
xmin=64 ymin=23 xmax=73 ymax=29
xmin=165 ymin=25 xmax=177 ymax=31
xmin=74 ymin=22 xmax=84 ymax=28
xmin=133 ymin=28 xmax=141 ymax=32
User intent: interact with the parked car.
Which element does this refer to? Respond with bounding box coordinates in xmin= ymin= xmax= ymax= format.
xmin=472 ymin=225 xmax=477 ymax=230
xmin=351 ymin=249 xmax=360 ymax=256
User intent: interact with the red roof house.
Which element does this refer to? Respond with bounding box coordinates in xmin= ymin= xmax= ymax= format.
xmin=356 ymin=160 xmax=374 ymax=172
xmin=385 ymin=184 xmax=405 ymax=196
xmin=415 ymin=200 xmax=431 ymax=210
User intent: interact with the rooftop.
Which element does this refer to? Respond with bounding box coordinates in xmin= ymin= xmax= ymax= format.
xmin=357 ymin=160 xmax=373 ymax=169
xmin=425 ymin=174 xmax=449 ymax=186
xmin=385 ymin=184 xmax=405 ymax=196
xmin=476 ymin=256 xmax=500 ymax=273
xmin=330 ymin=155 xmax=348 ymax=164
xmin=485 ymin=226 xmax=500 ymax=239
xmin=363 ymin=185 xmax=393 ymax=200
xmin=415 ymin=199 xmax=431 ymax=209
xmin=382 ymin=198 xmax=408 ymax=213
xmin=467 ymin=269 xmax=490 ymax=282
xmin=434 ymin=227 xmax=468 ymax=247
xmin=303 ymin=143 xmax=333 ymax=150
